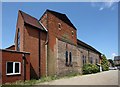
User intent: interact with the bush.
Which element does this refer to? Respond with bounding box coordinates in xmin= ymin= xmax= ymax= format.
xmin=82 ymin=63 xmax=100 ymax=74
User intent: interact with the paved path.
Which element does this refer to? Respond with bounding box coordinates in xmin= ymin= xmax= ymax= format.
xmin=37 ymin=70 xmax=119 ymax=85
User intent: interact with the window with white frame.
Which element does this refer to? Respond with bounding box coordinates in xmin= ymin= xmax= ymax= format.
xmin=6 ymin=62 xmax=21 ymax=75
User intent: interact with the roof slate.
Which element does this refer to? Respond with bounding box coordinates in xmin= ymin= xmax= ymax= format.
xmin=19 ymin=10 xmax=45 ymax=31
xmin=77 ymin=39 xmax=101 ymax=54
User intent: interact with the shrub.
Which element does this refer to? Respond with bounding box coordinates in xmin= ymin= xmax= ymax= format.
xmin=82 ymin=63 xmax=99 ymax=74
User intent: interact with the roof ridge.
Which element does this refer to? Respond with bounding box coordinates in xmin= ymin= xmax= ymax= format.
xmin=46 ymin=9 xmax=65 ymax=15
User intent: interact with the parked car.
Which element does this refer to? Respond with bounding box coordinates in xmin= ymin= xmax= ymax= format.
xmin=109 ymin=67 xmax=117 ymax=70
xmin=117 ymin=66 xmax=120 ymax=70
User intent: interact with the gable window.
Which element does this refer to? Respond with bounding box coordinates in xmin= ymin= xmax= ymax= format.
xmin=72 ymin=31 xmax=74 ymax=37
xmin=65 ymin=51 xmax=68 ymax=65
xmin=69 ymin=52 xmax=72 ymax=66
xmin=58 ymin=23 xmax=61 ymax=30
xmin=17 ymin=29 xmax=20 ymax=51
xmin=6 ymin=62 xmax=21 ymax=75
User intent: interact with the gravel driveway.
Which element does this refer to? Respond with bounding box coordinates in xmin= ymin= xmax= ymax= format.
xmin=37 ymin=70 xmax=119 ymax=85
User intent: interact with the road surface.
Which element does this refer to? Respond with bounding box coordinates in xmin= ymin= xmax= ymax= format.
xmin=37 ymin=70 xmax=119 ymax=85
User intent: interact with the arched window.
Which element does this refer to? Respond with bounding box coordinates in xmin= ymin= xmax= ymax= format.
xmin=17 ymin=29 xmax=20 ymax=51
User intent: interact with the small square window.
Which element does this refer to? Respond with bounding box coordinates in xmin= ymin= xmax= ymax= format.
xmin=6 ymin=62 xmax=21 ymax=75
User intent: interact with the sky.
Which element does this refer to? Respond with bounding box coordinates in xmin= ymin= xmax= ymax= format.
xmin=2 ymin=2 xmax=118 ymax=59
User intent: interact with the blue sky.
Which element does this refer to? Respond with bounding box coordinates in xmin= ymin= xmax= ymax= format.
xmin=2 ymin=2 xmax=118 ymax=59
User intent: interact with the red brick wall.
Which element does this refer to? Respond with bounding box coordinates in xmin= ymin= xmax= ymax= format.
xmin=24 ymin=25 xmax=39 ymax=79
xmin=16 ymin=11 xmax=47 ymax=79
xmin=1 ymin=50 xmax=30 ymax=84
xmin=40 ymin=31 xmax=47 ymax=76
xmin=15 ymin=11 xmax=24 ymax=51
xmin=24 ymin=25 xmax=47 ymax=78
xmin=40 ymin=11 xmax=77 ymax=75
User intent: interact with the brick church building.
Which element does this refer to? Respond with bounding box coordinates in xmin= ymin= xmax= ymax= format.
xmin=0 ymin=9 xmax=102 ymax=84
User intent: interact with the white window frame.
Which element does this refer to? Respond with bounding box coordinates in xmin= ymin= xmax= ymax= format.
xmin=6 ymin=62 xmax=21 ymax=75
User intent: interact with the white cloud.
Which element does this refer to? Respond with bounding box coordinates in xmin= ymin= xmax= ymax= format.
xmin=99 ymin=7 xmax=104 ymax=10
xmin=112 ymin=53 xmax=117 ymax=57
xmin=107 ymin=53 xmax=117 ymax=60
xmin=91 ymin=0 xmax=119 ymax=11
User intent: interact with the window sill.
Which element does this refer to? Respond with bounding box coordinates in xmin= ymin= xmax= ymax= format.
xmin=6 ymin=73 xmax=21 ymax=76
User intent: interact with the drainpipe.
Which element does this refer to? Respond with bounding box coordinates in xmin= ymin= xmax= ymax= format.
xmin=38 ymin=31 xmax=41 ymax=79
xmin=22 ymin=54 xmax=26 ymax=82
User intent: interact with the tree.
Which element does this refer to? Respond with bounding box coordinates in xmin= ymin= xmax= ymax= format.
xmin=108 ymin=59 xmax=115 ymax=67
xmin=101 ymin=54 xmax=109 ymax=71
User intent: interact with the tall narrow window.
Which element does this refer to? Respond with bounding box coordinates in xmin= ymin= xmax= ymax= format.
xmin=96 ymin=59 xmax=98 ymax=64
xmin=82 ymin=55 xmax=84 ymax=65
xmin=84 ymin=56 xmax=86 ymax=64
xmin=65 ymin=51 xmax=68 ymax=66
xmin=17 ymin=29 xmax=20 ymax=51
xmin=82 ymin=55 xmax=86 ymax=65
xmin=90 ymin=57 xmax=93 ymax=64
xmin=69 ymin=52 xmax=72 ymax=66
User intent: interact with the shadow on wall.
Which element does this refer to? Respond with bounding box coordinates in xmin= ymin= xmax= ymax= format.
xmin=30 ymin=63 xmax=38 ymax=79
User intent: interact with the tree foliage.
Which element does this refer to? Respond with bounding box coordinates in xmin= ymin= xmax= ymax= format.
xmin=101 ymin=54 xmax=109 ymax=71
xmin=108 ymin=59 xmax=115 ymax=67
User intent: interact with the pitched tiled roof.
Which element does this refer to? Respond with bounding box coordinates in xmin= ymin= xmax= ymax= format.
xmin=114 ymin=56 xmax=120 ymax=61
xmin=19 ymin=10 xmax=45 ymax=31
xmin=77 ymin=39 xmax=101 ymax=54
xmin=46 ymin=9 xmax=77 ymax=30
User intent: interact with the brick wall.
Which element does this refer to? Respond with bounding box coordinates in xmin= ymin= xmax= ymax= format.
xmin=78 ymin=46 xmax=100 ymax=66
xmin=40 ymin=11 xmax=77 ymax=76
xmin=56 ymin=39 xmax=101 ymax=76
xmin=15 ymin=11 xmax=24 ymax=51
xmin=56 ymin=39 xmax=81 ymax=76
xmin=15 ymin=11 xmax=47 ymax=79
xmin=1 ymin=49 xmax=30 ymax=84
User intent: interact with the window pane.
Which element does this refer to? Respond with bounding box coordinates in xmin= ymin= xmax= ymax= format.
xmin=17 ymin=29 xmax=20 ymax=51
xmin=7 ymin=62 xmax=13 ymax=73
xmin=82 ymin=55 xmax=84 ymax=65
xmin=69 ymin=52 xmax=72 ymax=64
xmin=15 ymin=63 xmax=19 ymax=73
xmin=65 ymin=51 xmax=68 ymax=65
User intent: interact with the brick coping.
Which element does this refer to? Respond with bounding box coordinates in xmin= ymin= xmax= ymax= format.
xmin=0 ymin=49 xmax=30 ymax=54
